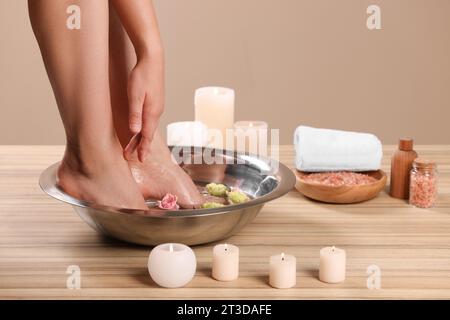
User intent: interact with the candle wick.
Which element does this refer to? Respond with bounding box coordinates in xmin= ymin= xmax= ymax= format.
xmin=281 ymin=252 xmax=285 ymax=261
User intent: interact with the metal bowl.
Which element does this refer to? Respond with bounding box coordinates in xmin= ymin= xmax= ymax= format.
xmin=39 ymin=147 xmax=295 ymax=246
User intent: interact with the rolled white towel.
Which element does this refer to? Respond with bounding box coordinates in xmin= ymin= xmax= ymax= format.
xmin=294 ymin=126 xmax=382 ymax=172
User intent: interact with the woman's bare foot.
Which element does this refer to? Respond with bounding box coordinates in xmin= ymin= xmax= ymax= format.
xmin=57 ymin=142 xmax=148 ymax=210
xmin=127 ymin=133 xmax=204 ymax=209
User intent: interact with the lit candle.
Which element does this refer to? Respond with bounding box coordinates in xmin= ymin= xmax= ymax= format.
xmin=212 ymin=243 xmax=239 ymax=281
xmin=167 ymin=121 xmax=208 ymax=147
xmin=233 ymin=121 xmax=268 ymax=154
xmin=148 ymin=243 xmax=196 ymax=288
xmin=319 ymin=246 xmax=346 ymax=284
xmin=269 ymin=252 xmax=296 ymax=289
xmin=195 ymin=87 xmax=235 ymax=148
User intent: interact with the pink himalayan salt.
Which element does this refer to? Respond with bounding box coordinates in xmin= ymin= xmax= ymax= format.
xmin=409 ymin=173 xmax=437 ymax=208
xmin=157 ymin=193 xmax=180 ymax=210
xmin=302 ymin=171 xmax=377 ymax=187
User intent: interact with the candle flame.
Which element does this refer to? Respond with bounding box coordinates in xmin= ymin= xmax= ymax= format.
xmin=224 ymin=243 xmax=228 ymax=251
xmin=169 ymin=243 xmax=174 ymax=252
xmin=281 ymin=252 xmax=285 ymax=261
xmin=213 ymin=87 xmax=220 ymax=95
xmin=331 ymin=246 xmax=335 ymax=252
xmin=249 ymin=122 xmax=254 ymax=127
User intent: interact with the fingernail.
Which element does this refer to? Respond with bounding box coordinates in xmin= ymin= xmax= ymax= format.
xmin=131 ymin=123 xmax=141 ymax=133
xmin=123 ymin=149 xmax=131 ymax=161
xmin=139 ymin=150 xmax=146 ymax=163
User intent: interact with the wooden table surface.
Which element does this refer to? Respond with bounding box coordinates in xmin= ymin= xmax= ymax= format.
xmin=0 ymin=145 xmax=449 ymax=299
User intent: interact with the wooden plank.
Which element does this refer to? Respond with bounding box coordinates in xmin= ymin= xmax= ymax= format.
xmin=0 ymin=145 xmax=449 ymax=299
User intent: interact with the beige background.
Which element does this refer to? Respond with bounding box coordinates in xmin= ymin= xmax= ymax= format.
xmin=1 ymin=0 xmax=449 ymax=145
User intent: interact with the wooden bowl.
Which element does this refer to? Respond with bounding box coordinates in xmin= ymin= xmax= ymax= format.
xmin=294 ymin=170 xmax=387 ymax=204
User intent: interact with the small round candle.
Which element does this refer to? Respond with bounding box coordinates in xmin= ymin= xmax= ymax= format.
xmin=269 ymin=253 xmax=296 ymax=289
xmin=212 ymin=243 xmax=239 ymax=281
xmin=167 ymin=121 xmax=208 ymax=147
xmin=319 ymin=246 xmax=346 ymax=284
xmin=233 ymin=121 xmax=268 ymax=154
xmin=148 ymin=243 xmax=196 ymax=288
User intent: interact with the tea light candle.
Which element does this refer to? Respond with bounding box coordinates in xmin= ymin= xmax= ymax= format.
xmin=148 ymin=243 xmax=196 ymax=288
xmin=234 ymin=121 xmax=268 ymax=154
xmin=212 ymin=243 xmax=239 ymax=281
xmin=167 ymin=121 xmax=208 ymax=147
xmin=269 ymin=253 xmax=296 ymax=289
xmin=195 ymin=87 xmax=235 ymax=148
xmin=319 ymin=246 xmax=346 ymax=284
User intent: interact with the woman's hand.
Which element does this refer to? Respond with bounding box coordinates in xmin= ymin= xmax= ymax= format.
xmin=124 ymin=54 xmax=164 ymax=162
xmin=110 ymin=0 xmax=165 ymax=162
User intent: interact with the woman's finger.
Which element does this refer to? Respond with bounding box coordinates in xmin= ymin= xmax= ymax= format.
xmin=138 ymin=95 xmax=163 ymax=159
xmin=137 ymin=135 xmax=152 ymax=163
xmin=127 ymin=78 xmax=144 ymax=134
xmin=123 ymin=132 xmax=142 ymax=160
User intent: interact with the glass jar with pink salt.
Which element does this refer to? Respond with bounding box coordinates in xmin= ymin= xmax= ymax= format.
xmin=409 ymin=159 xmax=438 ymax=208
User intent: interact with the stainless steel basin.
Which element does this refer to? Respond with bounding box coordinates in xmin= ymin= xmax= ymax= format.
xmin=39 ymin=147 xmax=295 ymax=246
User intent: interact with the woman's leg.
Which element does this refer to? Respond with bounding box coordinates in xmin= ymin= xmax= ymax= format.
xmin=28 ymin=0 xmax=147 ymax=209
xmin=108 ymin=7 xmax=203 ymax=208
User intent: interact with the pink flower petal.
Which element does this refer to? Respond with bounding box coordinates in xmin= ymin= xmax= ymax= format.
xmin=157 ymin=193 xmax=180 ymax=210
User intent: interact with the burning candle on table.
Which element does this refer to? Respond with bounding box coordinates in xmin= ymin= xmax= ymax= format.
xmin=234 ymin=121 xmax=268 ymax=154
xmin=195 ymin=87 xmax=235 ymax=148
xmin=167 ymin=121 xmax=208 ymax=147
xmin=148 ymin=243 xmax=196 ymax=288
xmin=319 ymin=246 xmax=346 ymax=284
xmin=269 ymin=252 xmax=296 ymax=289
xmin=212 ymin=243 xmax=239 ymax=281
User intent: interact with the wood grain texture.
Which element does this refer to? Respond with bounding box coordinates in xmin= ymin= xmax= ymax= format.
xmin=0 ymin=145 xmax=449 ymax=300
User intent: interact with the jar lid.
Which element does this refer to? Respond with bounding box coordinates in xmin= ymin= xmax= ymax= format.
xmin=413 ymin=158 xmax=436 ymax=170
xmin=398 ymin=138 xmax=414 ymax=151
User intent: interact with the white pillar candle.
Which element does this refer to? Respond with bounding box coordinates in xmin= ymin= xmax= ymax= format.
xmin=319 ymin=246 xmax=346 ymax=284
xmin=233 ymin=121 xmax=268 ymax=154
xmin=269 ymin=253 xmax=296 ymax=289
xmin=195 ymin=87 xmax=235 ymax=148
xmin=167 ymin=121 xmax=208 ymax=147
xmin=148 ymin=243 xmax=196 ymax=288
xmin=212 ymin=243 xmax=239 ymax=281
